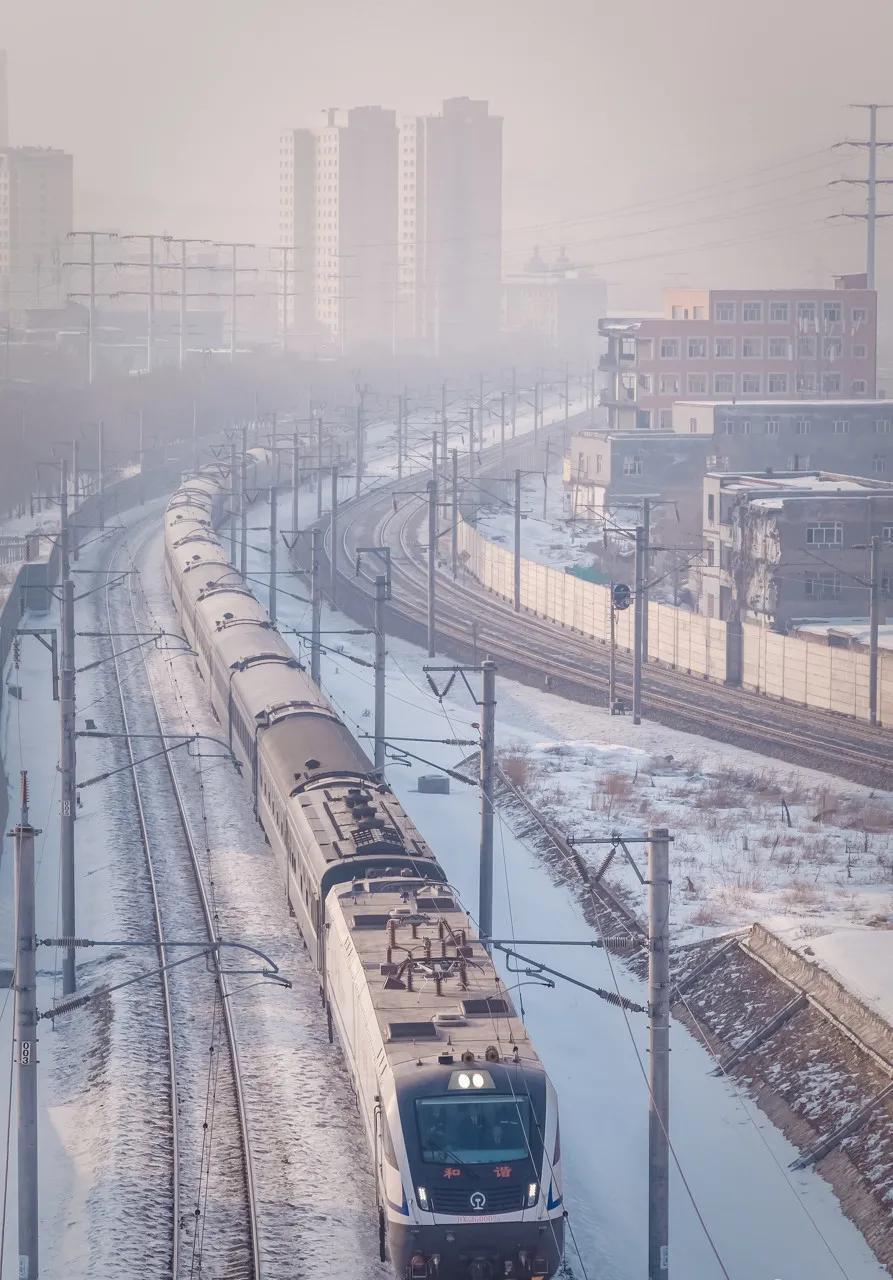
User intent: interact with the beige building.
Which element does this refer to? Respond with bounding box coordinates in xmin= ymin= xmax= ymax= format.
xmin=0 ymin=145 xmax=73 ymax=312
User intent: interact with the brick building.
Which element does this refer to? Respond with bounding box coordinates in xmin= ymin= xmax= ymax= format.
xmin=599 ymin=282 xmax=877 ymax=431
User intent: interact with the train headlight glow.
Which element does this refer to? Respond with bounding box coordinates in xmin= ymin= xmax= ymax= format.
xmin=416 ymin=1186 xmax=430 ymax=1211
xmin=471 ymin=1072 xmax=485 ymax=1088
xmin=525 ymin=1181 xmax=539 ymax=1207
xmin=457 ymin=1072 xmax=471 ymax=1089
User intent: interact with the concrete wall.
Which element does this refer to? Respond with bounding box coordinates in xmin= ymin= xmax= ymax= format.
xmin=457 ymin=514 xmax=893 ymax=724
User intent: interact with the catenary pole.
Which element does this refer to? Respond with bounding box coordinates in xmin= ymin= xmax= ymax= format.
xmin=513 ymin=468 xmax=522 ymax=613
xmin=869 ymin=534 xmax=881 ymax=726
xmin=60 ymin=580 xmax=77 ymax=994
xmin=427 ymin=476 xmax=437 ymax=658
xmin=355 ymin=391 xmax=365 ymax=499
xmin=641 ymin=496 xmax=651 ymax=664
xmin=239 ymin=424 xmax=248 ymax=579
xmin=14 ymin=772 xmax=39 ymax=1280
xmin=647 ymin=827 xmax=671 ymax=1280
xmin=374 ymin=575 xmax=387 ymax=773
xmin=228 ymin=442 xmax=238 ymax=566
xmin=310 ymin=527 xmax=322 ymax=684
xmin=291 ymin=428 xmax=300 ymax=536
xmin=97 ymin=418 xmax=105 ymax=531
xmin=330 ymin=464 xmax=339 ymax=606
xmin=633 ymin=524 xmax=644 ymax=725
xmin=269 ymin=485 xmax=278 ymax=626
xmin=479 ymin=660 xmax=497 ymax=945
xmin=511 ymin=365 xmax=517 ymax=438
xmin=609 ymin=590 xmax=617 ymax=713
xmin=71 ymin=439 xmax=80 ymax=561
xmin=316 ymin=414 xmax=324 ymax=518
xmin=451 ymin=448 xmax=459 ymax=579
xmin=500 ymin=389 xmax=506 ymax=464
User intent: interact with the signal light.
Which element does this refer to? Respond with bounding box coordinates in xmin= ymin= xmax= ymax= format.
xmin=612 ymin=582 xmax=631 ymax=611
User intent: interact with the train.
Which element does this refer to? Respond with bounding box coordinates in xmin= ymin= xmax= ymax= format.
xmin=162 ymin=452 xmax=565 ymax=1280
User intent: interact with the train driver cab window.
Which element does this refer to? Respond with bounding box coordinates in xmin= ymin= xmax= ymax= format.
xmin=416 ymin=1095 xmax=530 ymax=1163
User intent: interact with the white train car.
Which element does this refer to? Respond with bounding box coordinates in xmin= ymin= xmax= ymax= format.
xmin=162 ymin=458 xmax=564 ymax=1280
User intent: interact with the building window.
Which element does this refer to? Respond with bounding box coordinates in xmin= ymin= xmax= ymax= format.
xmin=822 ymin=373 xmax=842 ymax=394
xmin=623 ymin=454 xmax=643 ymax=476
xmin=637 ymin=373 xmax=653 ymax=394
xmin=767 ymin=419 xmax=780 ymax=436
xmin=882 ymin=525 xmax=893 ymax=543
xmin=787 ymin=454 xmax=811 ymax=471
xmin=714 ymin=336 xmax=735 ymax=359
xmin=721 ymin=419 xmax=735 ymax=435
xmin=739 ymin=419 xmax=752 ymax=434
xmin=713 ymin=373 xmax=734 ymax=395
xmin=852 ymin=379 xmax=868 ymax=395
xmin=659 ymin=374 xmax=680 ymax=394
xmin=687 ymin=373 xmax=708 ymax=395
xmin=596 ymin=454 xmax=602 ymax=474
xmin=741 ymin=373 xmax=762 ymax=394
xmin=769 ymin=301 xmax=790 ymax=323
xmin=659 ymin=409 xmax=673 ymax=429
xmin=796 ymin=419 xmax=811 ymax=435
xmin=659 ymin=338 xmax=679 ymax=359
xmin=824 ymin=338 xmax=843 ymax=361
xmin=823 ymin=301 xmax=842 ymax=327
xmin=806 ymin=522 xmax=843 ymax=547
xmin=852 ymin=307 xmax=867 ymax=326
xmin=853 ymin=344 xmax=867 ymax=359
xmin=833 ymin=419 xmax=849 ymax=435
xmin=796 ymin=373 xmax=817 ymax=393
xmin=706 ymin=541 xmax=715 ymax=566
xmin=797 ymin=301 xmax=818 ymax=330
xmin=688 ymin=337 xmax=708 ymax=359
xmin=797 ymin=335 xmax=817 ymax=359
xmin=742 ymin=301 xmax=763 ymax=322
xmin=768 ymin=337 xmax=791 ymax=359
xmin=804 ymin=572 xmax=841 ymax=600
xmin=874 ymin=455 xmax=887 ymax=474
xmin=875 ymin=420 xmax=892 ymax=434
xmin=768 ymin=373 xmax=789 ymax=394
xmin=742 ymin=337 xmax=763 ymax=359
xmin=707 ymin=494 xmax=715 ymax=523
xmin=637 ymin=338 xmax=653 ymax=360
xmin=689 ymin=417 xmax=698 ymax=433
xmin=714 ymin=301 xmax=736 ymax=322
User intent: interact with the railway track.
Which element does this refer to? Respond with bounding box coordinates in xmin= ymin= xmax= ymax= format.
xmin=325 ymin=436 xmax=893 ymax=789
xmin=103 ymin=527 xmax=261 ymax=1279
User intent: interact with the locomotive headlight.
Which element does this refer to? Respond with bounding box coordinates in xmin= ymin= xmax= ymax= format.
xmin=525 ymin=1181 xmax=539 ymax=1208
xmin=471 ymin=1072 xmax=485 ymax=1089
xmin=416 ymin=1186 xmax=430 ymax=1211
xmin=457 ymin=1072 xmax=471 ymax=1089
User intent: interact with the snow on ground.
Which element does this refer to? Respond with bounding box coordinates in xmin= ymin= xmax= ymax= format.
xmin=245 ymin=491 xmax=886 ymax=1278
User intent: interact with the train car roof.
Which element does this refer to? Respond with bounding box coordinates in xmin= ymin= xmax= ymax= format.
xmin=329 ymin=881 xmax=539 ymax=1075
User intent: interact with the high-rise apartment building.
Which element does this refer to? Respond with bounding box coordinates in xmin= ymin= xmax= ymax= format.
xmin=599 ymin=282 xmax=877 ymax=430
xmin=279 ymin=106 xmax=398 ymax=351
xmin=0 ymin=146 xmax=73 ymax=311
xmin=280 ymin=97 xmax=502 ymax=354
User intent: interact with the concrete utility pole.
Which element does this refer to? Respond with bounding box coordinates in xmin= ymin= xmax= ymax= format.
xmin=59 ymin=459 xmax=77 ymax=995
xmin=291 ymin=428 xmax=301 ymax=535
xmin=869 ymin=534 xmax=882 ymax=726
xmin=310 ymin=527 xmax=322 ymax=685
xmin=468 ymin=405 xmax=476 ymax=478
xmin=13 ymin=772 xmax=39 ymax=1280
xmin=633 ymin=524 xmax=645 ymax=725
xmin=373 ymin=575 xmax=387 ymax=773
xmin=427 ymin=471 xmax=437 ymax=659
xmin=609 ymin=589 xmax=617 ymax=712
xmin=330 ymin=464 xmax=339 ymax=606
xmin=500 ymin=389 xmax=507 ymax=463
xmin=478 ymin=373 xmax=485 ymax=450
xmin=218 ymin=240 xmax=255 ymax=360
xmin=543 ymin=440 xmax=551 ymax=520
xmin=192 ymin=401 xmax=199 ymax=474
xmin=478 ymin=660 xmax=497 ymax=944
xmin=165 ymin=236 xmax=213 ymax=370
xmin=97 ymin=418 xmax=105 ymax=531
xmin=834 ymin=105 xmax=893 ymax=290
xmin=514 ymin=469 xmax=522 ymax=612
xmin=441 ymin=381 xmax=449 ymax=484
xmin=511 ymin=365 xmax=518 ymax=438
xmin=641 ymin=497 xmax=651 ymax=663
xmin=269 ymin=486 xmax=278 ymax=626
xmin=66 ymin=230 xmax=117 ymax=385
xmin=120 ymin=232 xmax=171 ymax=372
xmin=273 ymin=243 xmax=297 ymax=352
xmin=397 ymin=392 xmax=406 ymax=481
xmin=355 ymin=387 xmax=366 ymax=499
xmin=239 ymin=424 xmax=248 ymax=579
xmin=647 ymin=827 xmax=671 ymax=1280
xmin=71 ymin=439 xmax=80 ymax=561
xmin=533 ymin=381 xmax=540 ymax=444
xmin=316 ymin=415 xmax=324 ymax=518
xmin=229 ymin=442 xmax=238 ymax=566
xmin=451 ymin=447 xmax=459 ymax=579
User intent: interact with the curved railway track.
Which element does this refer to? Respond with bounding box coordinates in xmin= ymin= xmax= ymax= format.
xmin=104 ymin=525 xmax=262 ymax=1279
xmin=325 ymin=440 xmax=893 ymax=790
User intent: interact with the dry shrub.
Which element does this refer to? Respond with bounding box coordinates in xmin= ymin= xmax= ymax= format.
xmin=501 ymin=751 xmax=532 ymax=790
xmin=779 ymin=881 xmax=822 ymax=912
xmin=595 ymin=769 xmax=633 ymax=816
xmin=690 ymin=903 xmax=722 ymax=927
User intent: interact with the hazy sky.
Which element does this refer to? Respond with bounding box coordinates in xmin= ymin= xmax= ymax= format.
xmin=5 ymin=0 xmax=893 ymax=312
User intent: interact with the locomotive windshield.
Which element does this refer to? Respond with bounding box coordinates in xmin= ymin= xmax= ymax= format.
xmin=416 ymin=1095 xmax=530 ymax=1164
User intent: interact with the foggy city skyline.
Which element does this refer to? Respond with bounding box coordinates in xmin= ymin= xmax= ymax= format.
xmin=5 ymin=0 xmax=893 ymax=311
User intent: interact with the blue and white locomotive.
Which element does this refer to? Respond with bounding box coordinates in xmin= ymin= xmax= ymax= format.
xmin=162 ymin=456 xmax=564 ymax=1280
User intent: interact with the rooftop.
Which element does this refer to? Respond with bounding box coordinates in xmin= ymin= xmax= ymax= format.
xmin=679 ymin=399 xmax=890 ymax=409
xmin=708 ymin=470 xmax=893 ymax=498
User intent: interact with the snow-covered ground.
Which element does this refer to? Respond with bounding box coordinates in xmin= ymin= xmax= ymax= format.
xmin=796 ymin=620 xmax=893 ymax=651
xmin=1 ymin=406 xmax=888 ymax=1278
